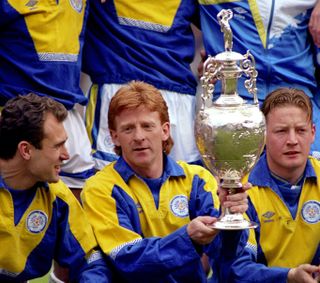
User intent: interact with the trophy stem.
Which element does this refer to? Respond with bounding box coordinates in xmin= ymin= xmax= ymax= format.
xmin=212 ymin=182 xmax=258 ymax=230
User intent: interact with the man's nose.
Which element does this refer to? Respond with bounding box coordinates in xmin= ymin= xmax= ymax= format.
xmin=287 ymin=129 xmax=298 ymax=144
xmin=133 ymin=127 xmax=145 ymax=141
xmin=60 ymin=144 xmax=70 ymax=160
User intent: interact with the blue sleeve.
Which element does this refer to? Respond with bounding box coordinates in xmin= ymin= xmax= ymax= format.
xmin=314 ymin=47 xmax=320 ymax=68
xmin=216 ymin=200 xmax=290 ymax=283
xmin=206 ymin=230 xmax=247 ymax=282
xmin=113 ymin=226 xmax=205 ymax=282
xmin=54 ymin=197 xmax=112 ymax=283
xmin=188 ymin=173 xmax=220 ymax=219
xmin=0 ymin=2 xmax=15 ymax=26
xmin=76 ymin=252 xmax=114 ymax=283
xmin=192 ymin=2 xmax=201 ymax=29
xmin=225 ymin=247 xmax=289 ymax=283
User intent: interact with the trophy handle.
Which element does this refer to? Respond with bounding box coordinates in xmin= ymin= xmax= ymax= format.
xmin=241 ymin=50 xmax=259 ymax=104
xmin=200 ymin=56 xmax=221 ymax=110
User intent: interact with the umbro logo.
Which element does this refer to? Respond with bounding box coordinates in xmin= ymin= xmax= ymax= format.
xmin=26 ymin=0 xmax=38 ymax=9
xmin=262 ymin=211 xmax=275 ymax=222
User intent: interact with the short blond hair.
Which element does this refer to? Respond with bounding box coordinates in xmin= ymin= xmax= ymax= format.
xmin=262 ymin=88 xmax=313 ymax=122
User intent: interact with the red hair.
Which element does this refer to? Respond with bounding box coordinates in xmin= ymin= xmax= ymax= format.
xmin=108 ymin=81 xmax=174 ymax=155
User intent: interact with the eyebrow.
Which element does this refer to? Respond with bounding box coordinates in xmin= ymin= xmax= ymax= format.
xmin=119 ymin=123 xmax=133 ymax=130
xmin=119 ymin=120 xmax=156 ymax=129
xmin=50 ymin=136 xmax=68 ymax=147
xmin=57 ymin=139 xmax=67 ymax=146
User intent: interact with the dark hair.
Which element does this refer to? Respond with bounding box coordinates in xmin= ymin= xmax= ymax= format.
xmin=262 ymin=88 xmax=313 ymax=122
xmin=108 ymin=81 xmax=174 ymax=155
xmin=0 ymin=93 xmax=67 ymax=159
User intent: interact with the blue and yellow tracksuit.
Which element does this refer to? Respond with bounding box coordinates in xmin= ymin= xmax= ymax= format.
xmin=0 ymin=178 xmax=112 ymax=282
xmin=0 ymin=0 xmax=88 ymax=109
xmin=82 ymin=155 xmax=223 ymax=282
xmin=221 ymin=154 xmax=320 ymax=282
xmin=82 ymin=0 xmax=199 ymax=96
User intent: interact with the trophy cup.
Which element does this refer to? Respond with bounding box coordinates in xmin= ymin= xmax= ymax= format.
xmin=195 ymin=9 xmax=266 ymax=229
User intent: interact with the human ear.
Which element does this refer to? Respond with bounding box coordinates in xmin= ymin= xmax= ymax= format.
xmin=110 ymin=129 xmax=121 ymax=146
xmin=162 ymin=122 xmax=170 ymax=141
xmin=17 ymin=141 xmax=32 ymax=160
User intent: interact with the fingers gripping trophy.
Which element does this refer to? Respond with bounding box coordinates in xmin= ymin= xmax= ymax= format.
xmin=195 ymin=9 xmax=266 ymax=230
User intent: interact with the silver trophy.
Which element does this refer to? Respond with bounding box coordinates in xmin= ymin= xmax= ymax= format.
xmin=195 ymin=9 xmax=266 ymax=230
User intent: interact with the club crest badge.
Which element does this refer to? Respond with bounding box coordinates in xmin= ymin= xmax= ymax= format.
xmin=170 ymin=195 xmax=189 ymax=218
xmin=301 ymin=200 xmax=320 ymax=224
xmin=69 ymin=0 xmax=83 ymax=13
xmin=26 ymin=210 xmax=48 ymax=233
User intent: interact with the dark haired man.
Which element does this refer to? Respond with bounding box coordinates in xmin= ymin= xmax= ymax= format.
xmin=0 ymin=93 xmax=112 ymax=282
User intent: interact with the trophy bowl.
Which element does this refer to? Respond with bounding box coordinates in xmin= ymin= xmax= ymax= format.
xmin=196 ymin=103 xmax=265 ymax=229
xmin=195 ymin=9 xmax=266 ymax=230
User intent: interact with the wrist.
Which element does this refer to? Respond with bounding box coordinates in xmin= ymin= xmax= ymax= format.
xmin=287 ymin=268 xmax=295 ymax=283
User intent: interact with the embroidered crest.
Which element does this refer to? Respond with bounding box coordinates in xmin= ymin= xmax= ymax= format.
xmin=26 ymin=210 xmax=48 ymax=233
xmin=301 ymin=200 xmax=320 ymax=224
xmin=170 ymin=195 xmax=189 ymax=218
xmin=69 ymin=0 xmax=83 ymax=13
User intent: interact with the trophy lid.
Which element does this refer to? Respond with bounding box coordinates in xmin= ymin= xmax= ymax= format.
xmin=215 ymin=51 xmax=244 ymax=62
xmin=199 ymin=9 xmax=259 ymax=106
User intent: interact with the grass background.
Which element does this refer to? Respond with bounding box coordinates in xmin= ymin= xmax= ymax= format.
xmin=30 ymin=273 xmax=49 ymax=282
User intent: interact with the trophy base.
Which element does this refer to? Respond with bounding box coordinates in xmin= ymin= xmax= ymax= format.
xmin=210 ymin=220 xmax=258 ymax=230
xmin=209 ymin=214 xmax=258 ymax=230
